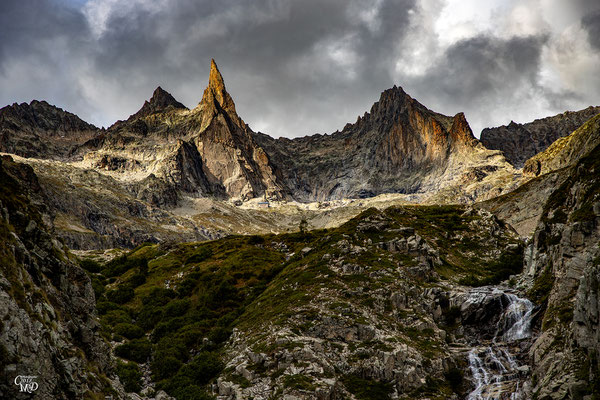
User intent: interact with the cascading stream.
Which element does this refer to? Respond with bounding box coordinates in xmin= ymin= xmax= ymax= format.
xmin=466 ymin=290 xmax=534 ymax=400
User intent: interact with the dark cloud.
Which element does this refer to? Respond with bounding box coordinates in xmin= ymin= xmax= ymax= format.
xmin=0 ymin=0 xmax=88 ymax=69
xmin=85 ymin=0 xmax=416 ymax=135
xmin=582 ymin=10 xmax=600 ymax=50
xmin=0 ymin=0 xmax=598 ymax=137
xmin=399 ymin=34 xmax=551 ymax=134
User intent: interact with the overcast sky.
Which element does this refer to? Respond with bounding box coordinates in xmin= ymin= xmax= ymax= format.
xmin=1 ymin=0 xmax=599 ymax=138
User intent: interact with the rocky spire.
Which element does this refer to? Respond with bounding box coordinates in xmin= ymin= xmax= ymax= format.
xmin=197 ymin=59 xmax=241 ymax=126
xmin=130 ymin=86 xmax=186 ymax=120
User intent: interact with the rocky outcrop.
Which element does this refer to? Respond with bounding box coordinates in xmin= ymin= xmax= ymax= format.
xmin=523 ymin=113 xmax=600 ymax=177
xmin=479 ymin=114 xmax=600 ymax=239
xmin=0 ymin=156 xmax=115 ymax=399
xmin=481 ymin=106 xmax=600 ymax=168
xmin=0 ymin=100 xmax=101 ymax=159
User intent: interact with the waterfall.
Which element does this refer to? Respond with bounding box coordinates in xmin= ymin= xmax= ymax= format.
xmin=467 ymin=291 xmax=534 ymax=400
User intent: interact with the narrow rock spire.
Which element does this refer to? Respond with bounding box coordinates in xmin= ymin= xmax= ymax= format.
xmin=198 ymin=59 xmax=242 ymax=127
xmin=208 ymin=59 xmax=226 ymax=94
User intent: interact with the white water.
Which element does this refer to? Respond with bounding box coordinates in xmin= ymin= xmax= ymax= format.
xmin=467 ymin=291 xmax=534 ymax=400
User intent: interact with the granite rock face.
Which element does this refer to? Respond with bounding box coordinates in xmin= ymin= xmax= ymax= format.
xmin=84 ymin=59 xmax=287 ymax=201
xmin=480 ymin=106 xmax=600 ymax=168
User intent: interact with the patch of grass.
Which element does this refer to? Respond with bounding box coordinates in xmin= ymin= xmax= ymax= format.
xmin=283 ymin=374 xmax=316 ymax=391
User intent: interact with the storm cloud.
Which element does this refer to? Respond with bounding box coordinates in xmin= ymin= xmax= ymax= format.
xmin=0 ymin=0 xmax=599 ymax=137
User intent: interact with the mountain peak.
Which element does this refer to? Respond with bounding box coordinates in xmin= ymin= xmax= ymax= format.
xmin=130 ymin=86 xmax=186 ymax=120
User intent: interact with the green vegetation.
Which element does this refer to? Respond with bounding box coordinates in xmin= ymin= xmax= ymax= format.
xmin=115 ymin=361 xmax=142 ymax=393
xmin=458 ymin=246 xmax=524 ymax=286
xmin=88 ymin=235 xmax=287 ymax=398
xmin=283 ymin=374 xmax=316 ymax=391
xmin=528 ymin=264 xmax=555 ymax=305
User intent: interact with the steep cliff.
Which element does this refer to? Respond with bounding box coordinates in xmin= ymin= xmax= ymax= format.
xmin=523 ymin=140 xmax=600 ymax=398
xmin=481 ymin=106 xmax=600 ymax=168
xmin=0 ymin=156 xmax=116 ymax=399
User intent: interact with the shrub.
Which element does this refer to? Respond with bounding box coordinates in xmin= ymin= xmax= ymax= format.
xmin=185 ymin=247 xmax=213 ymax=264
xmin=177 ymin=277 xmax=199 ymax=297
xmin=115 ymin=339 xmax=152 ymax=363
xmin=208 ymin=327 xmax=231 ymax=345
xmin=129 ymin=272 xmax=146 ymax=288
xmin=101 ymin=309 xmax=131 ymax=327
xmin=116 ymin=361 xmax=142 ymax=393
xmin=178 ymin=352 xmax=223 ymax=385
xmin=91 ymin=276 xmax=106 ymax=298
xmin=341 ymin=375 xmax=392 ymax=400
xmin=247 ymin=235 xmax=265 ymax=245
xmin=106 ymin=285 xmax=135 ymax=304
xmin=114 ymin=323 xmax=145 ymax=340
xmin=142 ymin=288 xmax=176 ymax=307
xmin=164 ymin=299 xmax=190 ymax=318
xmin=80 ymin=259 xmax=102 ymax=273
xmin=153 ymin=317 xmax=186 ymax=342
xmin=103 ymin=256 xmax=148 ymax=278
xmin=152 ymin=355 xmax=183 ymax=381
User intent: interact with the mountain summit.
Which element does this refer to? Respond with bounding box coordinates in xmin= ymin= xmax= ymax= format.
xmin=254 ymin=85 xmax=508 ymax=202
xmin=130 ymin=86 xmax=187 ymax=120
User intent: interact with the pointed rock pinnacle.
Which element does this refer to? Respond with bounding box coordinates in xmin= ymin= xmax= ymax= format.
xmin=198 ymin=59 xmax=240 ymax=124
